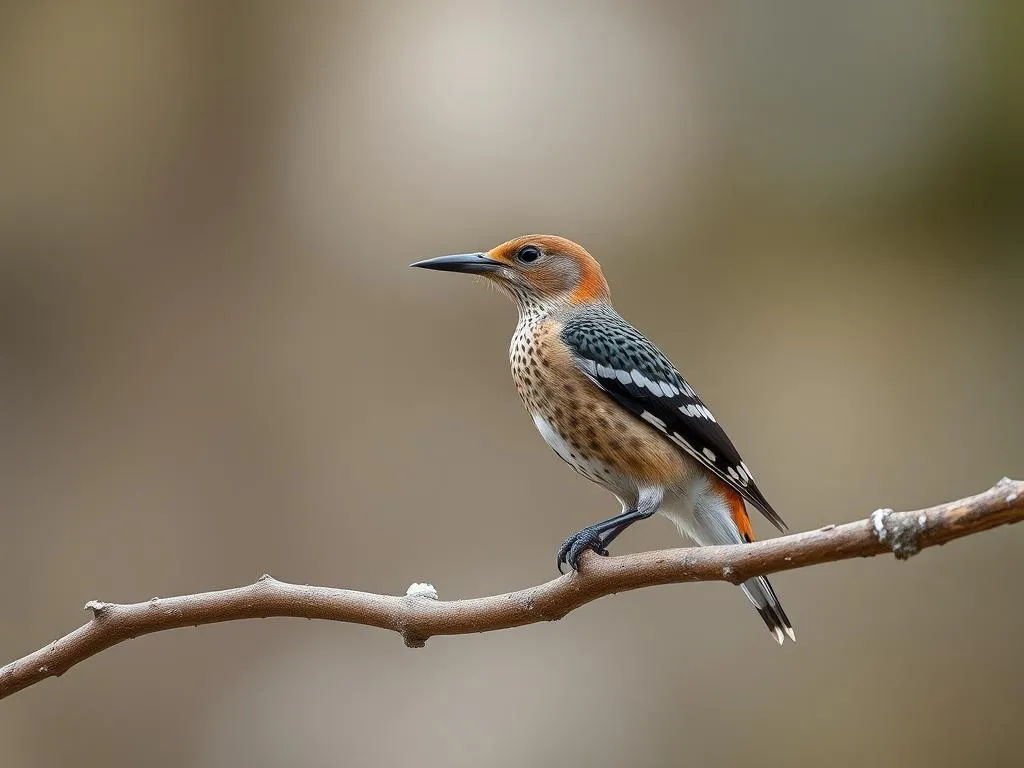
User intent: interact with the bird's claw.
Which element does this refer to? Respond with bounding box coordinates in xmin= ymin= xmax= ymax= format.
xmin=556 ymin=526 xmax=609 ymax=573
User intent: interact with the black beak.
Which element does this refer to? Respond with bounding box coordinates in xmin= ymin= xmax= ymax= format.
xmin=409 ymin=253 xmax=504 ymax=274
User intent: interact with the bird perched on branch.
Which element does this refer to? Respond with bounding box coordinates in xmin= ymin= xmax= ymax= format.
xmin=412 ymin=235 xmax=794 ymax=644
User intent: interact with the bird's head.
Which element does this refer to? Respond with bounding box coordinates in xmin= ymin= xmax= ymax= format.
xmin=411 ymin=235 xmax=610 ymax=310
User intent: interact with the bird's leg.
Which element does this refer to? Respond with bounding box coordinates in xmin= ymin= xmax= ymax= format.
xmin=556 ymin=507 xmax=657 ymax=573
xmin=557 ymin=511 xmax=630 ymax=569
xmin=596 ymin=520 xmax=634 ymax=551
xmin=557 ymin=488 xmax=664 ymax=573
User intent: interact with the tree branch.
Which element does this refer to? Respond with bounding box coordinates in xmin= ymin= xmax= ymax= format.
xmin=2 ymin=479 xmax=1021 ymax=700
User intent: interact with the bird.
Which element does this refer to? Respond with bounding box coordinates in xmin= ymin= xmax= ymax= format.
xmin=411 ymin=235 xmax=794 ymax=644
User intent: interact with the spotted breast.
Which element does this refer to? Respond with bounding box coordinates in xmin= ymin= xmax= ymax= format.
xmin=510 ymin=315 xmax=686 ymax=496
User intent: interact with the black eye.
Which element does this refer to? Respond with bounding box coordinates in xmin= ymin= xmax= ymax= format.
xmin=516 ymin=245 xmax=542 ymax=264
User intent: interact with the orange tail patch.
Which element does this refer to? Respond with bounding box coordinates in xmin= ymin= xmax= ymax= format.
xmin=711 ymin=476 xmax=755 ymax=543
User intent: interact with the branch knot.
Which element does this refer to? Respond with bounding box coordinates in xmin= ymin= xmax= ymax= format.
xmin=871 ymin=507 xmax=923 ymax=560
xmin=84 ymin=600 xmax=109 ymax=617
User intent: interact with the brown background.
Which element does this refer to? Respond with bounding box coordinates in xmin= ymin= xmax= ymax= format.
xmin=1 ymin=2 xmax=1022 ymax=766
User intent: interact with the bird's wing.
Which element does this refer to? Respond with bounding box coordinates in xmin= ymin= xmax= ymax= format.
xmin=561 ymin=311 xmax=787 ymax=532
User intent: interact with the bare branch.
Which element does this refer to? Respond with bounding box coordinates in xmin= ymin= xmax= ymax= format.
xmin=2 ymin=479 xmax=1021 ymax=700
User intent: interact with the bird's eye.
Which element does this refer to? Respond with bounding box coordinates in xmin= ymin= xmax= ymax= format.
xmin=516 ymin=246 xmax=542 ymax=264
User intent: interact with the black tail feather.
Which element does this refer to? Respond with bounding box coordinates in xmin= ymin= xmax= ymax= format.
xmin=743 ymin=576 xmax=795 ymax=645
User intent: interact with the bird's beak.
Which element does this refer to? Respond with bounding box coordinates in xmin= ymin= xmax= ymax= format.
xmin=409 ymin=253 xmax=504 ymax=274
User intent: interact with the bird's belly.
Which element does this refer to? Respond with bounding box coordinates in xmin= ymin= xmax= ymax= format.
xmin=530 ymin=411 xmax=622 ymax=488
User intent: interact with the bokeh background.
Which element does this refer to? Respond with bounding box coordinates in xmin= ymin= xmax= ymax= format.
xmin=2 ymin=2 xmax=1022 ymax=766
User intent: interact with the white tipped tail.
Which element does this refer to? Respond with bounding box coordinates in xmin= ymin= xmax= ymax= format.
xmin=741 ymin=576 xmax=795 ymax=644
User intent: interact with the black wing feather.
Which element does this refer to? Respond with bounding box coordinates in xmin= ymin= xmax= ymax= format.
xmin=562 ymin=310 xmax=787 ymax=532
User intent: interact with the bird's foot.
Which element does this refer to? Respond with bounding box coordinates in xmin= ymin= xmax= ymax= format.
xmin=556 ymin=526 xmax=609 ymax=573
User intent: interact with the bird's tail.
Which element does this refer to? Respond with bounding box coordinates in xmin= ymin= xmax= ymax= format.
xmin=679 ymin=476 xmax=796 ymax=645
xmin=741 ymin=576 xmax=795 ymax=645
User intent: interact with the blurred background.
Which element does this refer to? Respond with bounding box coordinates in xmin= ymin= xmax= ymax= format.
xmin=1 ymin=2 xmax=1022 ymax=766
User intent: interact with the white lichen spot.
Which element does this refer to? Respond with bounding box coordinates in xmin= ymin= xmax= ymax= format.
xmin=406 ymin=582 xmax=439 ymax=600
xmin=871 ymin=508 xmax=893 ymax=541
xmin=917 ymin=513 xmax=928 ymax=529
